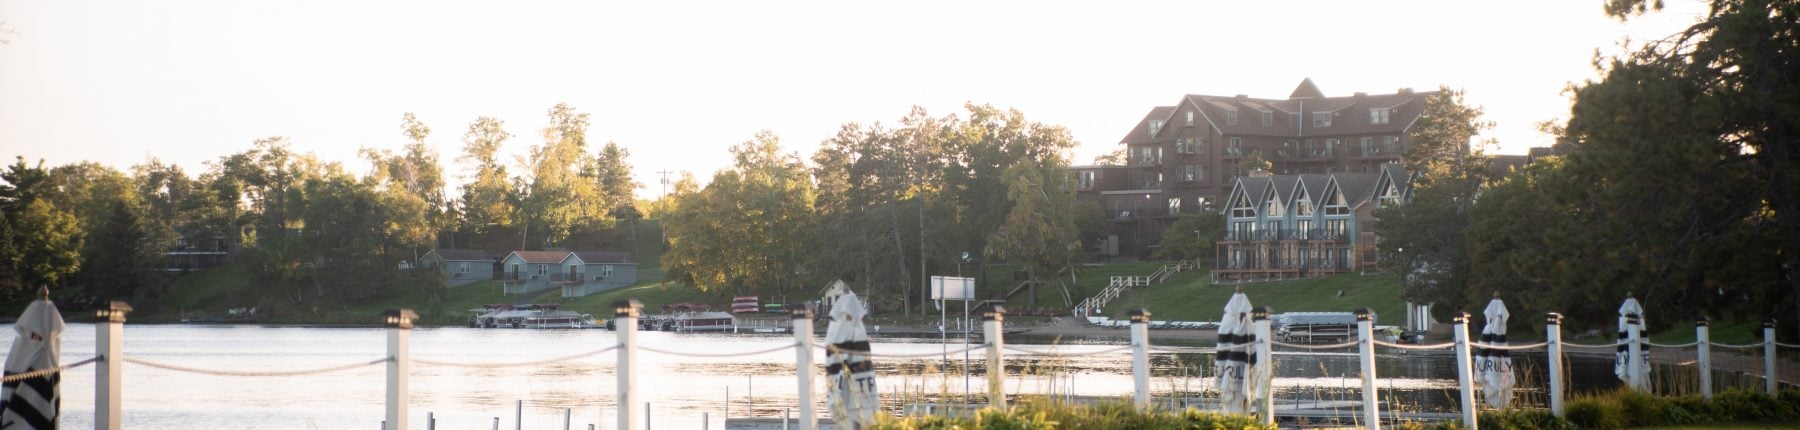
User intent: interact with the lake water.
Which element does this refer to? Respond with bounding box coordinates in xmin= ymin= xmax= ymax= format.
xmin=4 ymin=324 xmax=1646 ymax=429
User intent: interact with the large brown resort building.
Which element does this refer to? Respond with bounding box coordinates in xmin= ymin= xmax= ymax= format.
xmin=1074 ymin=78 xmax=1434 ymax=263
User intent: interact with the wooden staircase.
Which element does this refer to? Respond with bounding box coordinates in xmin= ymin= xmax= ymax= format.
xmin=1072 ymin=259 xmax=1201 ymax=317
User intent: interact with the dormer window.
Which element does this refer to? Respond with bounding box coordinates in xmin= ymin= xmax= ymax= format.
xmin=1148 ymin=120 xmax=1165 ymax=137
xmin=1313 ymin=111 xmax=1332 ymax=128
xmin=1230 ymin=192 xmax=1256 ymax=218
xmin=1370 ymin=108 xmax=1391 ymax=125
xmin=1261 ymin=111 xmax=1273 ymax=127
xmin=1324 ymin=188 xmax=1350 ymax=216
xmin=1225 ymin=110 xmax=1239 ymax=125
xmin=1186 ymin=111 xmax=1195 ymax=126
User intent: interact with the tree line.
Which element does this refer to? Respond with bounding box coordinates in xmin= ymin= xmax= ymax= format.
xmin=0 ymin=103 xmax=644 ymax=314
xmin=1378 ymin=0 xmax=1800 ymax=333
xmin=660 ymin=104 xmax=1099 ymax=316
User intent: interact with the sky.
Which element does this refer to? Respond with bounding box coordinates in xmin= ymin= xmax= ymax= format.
xmin=0 ymin=1 xmax=1705 ymax=199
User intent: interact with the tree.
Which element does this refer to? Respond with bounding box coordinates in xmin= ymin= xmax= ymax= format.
xmin=987 ymin=160 xmax=1081 ymax=307
xmin=520 ymin=103 xmax=599 ymax=247
xmin=1235 ymin=150 xmax=1271 ymax=174
xmin=1151 ymin=212 xmax=1224 ymax=261
xmin=78 ymin=201 xmax=155 ymax=301
xmin=1093 ymin=147 xmax=1127 ymax=165
xmin=362 ymin=112 xmax=447 ymax=255
xmin=0 ymin=158 xmax=83 ymax=295
xmin=1375 ymin=88 xmax=1494 ymax=310
xmin=662 ymin=131 xmax=817 ymax=294
xmin=455 ymin=116 xmax=517 ymax=249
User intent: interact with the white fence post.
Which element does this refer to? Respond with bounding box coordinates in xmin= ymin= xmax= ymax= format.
xmin=384 ymin=309 xmax=416 ymax=430
xmin=792 ymin=306 xmax=816 ymax=430
xmin=1546 ymin=313 xmax=1565 ymax=417
xmin=983 ymin=305 xmax=1007 ymax=409
xmin=1128 ymin=307 xmax=1151 ymax=409
xmin=1356 ymin=308 xmax=1381 ymax=430
xmin=1452 ymin=312 xmax=1478 ymax=430
xmin=95 ymin=301 xmax=130 ymax=430
xmin=1253 ymin=307 xmax=1274 ymax=426
xmin=1765 ymin=319 xmax=1778 ymax=394
xmin=616 ymin=299 xmax=643 ymax=430
xmin=1697 ymin=317 xmax=1712 ymax=399
xmin=1627 ymin=314 xmax=1645 ymax=391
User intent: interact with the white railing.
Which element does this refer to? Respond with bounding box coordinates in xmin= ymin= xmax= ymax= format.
xmin=1073 ymin=259 xmax=1204 ymax=317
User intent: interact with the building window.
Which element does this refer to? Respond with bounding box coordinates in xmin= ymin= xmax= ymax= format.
xmin=1077 ymin=171 xmax=1096 ymax=189
xmin=1384 ymin=136 xmax=1400 ymax=153
xmin=1280 ymin=140 xmax=1297 ymax=159
xmin=1321 ymin=139 xmax=1339 ymax=158
xmin=1296 ymin=219 xmax=1314 ymax=239
xmin=1225 ymin=109 xmax=1238 ymax=125
xmin=1360 ymin=137 xmax=1375 ymax=156
xmin=1313 ymin=111 xmax=1332 ymax=128
xmin=1182 ymin=164 xmax=1204 ymax=182
xmin=1230 ymin=193 xmax=1255 ymax=218
xmin=1186 ymin=111 xmax=1195 ymax=126
xmin=1148 ymin=120 xmax=1164 ymax=137
xmin=1265 ymin=194 xmax=1285 ymax=217
xmin=1168 ymin=198 xmax=1182 ymax=215
xmin=1177 ymin=138 xmax=1192 ymax=154
xmin=458 ymin=262 xmax=470 ymax=273
xmin=537 ymin=264 xmax=549 ymax=275
xmin=1261 ymin=111 xmax=1273 ymax=127
xmin=1370 ymin=108 xmax=1391 ymax=125
xmin=599 ymin=265 xmax=614 ymax=278
xmin=1195 ymin=137 xmax=1208 ymax=154
xmin=1379 ymin=183 xmax=1403 ymax=206
xmin=1135 ymin=146 xmax=1162 ymax=165
xmin=1324 ymin=190 xmax=1350 ymax=216
xmin=1325 ymin=219 xmax=1349 ymax=239
xmin=1227 ymin=137 xmax=1243 ymax=156
xmin=1289 ymin=113 xmax=1301 ymax=129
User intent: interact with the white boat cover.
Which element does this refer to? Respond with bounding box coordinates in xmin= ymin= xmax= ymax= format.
xmin=824 ymin=283 xmax=876 ymax=429
xmin=1214 ymin=292 xmax=1260 ymax=415
xmin=1476 ymin=297 xmax=1514 ymax=408
xmin=1 ymin=295 xmax=65 ymax=429
xmin=1615 ymin=296 xmax=1650 ymax=389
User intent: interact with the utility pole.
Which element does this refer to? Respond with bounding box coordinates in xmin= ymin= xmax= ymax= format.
xmin=657 ymin=170 xmax=674 ymax=198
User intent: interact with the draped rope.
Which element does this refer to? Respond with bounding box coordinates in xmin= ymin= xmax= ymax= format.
xmin=414 ymin=346 xmax=618 ymax=368
xmin=0 ymin=356 xmax=100 ymax=383
xmin=1371 ymin=340 xmax=1455 ymax=351
xmin=821 ymin=344 xmax=987 ymax=358
xmin=1709 ymin=341 xmax=1767 ymax=349
xmin=1270 ymin=341 xmax=1359 ymax=350
xmin=1003 ymin=345 xmax=1134 ymax=357
xmin=1645 ymin=341 xmax=1699 ymax=349
xmin=124 ymin=357 xmax=390 ymax=377
xmin=640 ymin=343 xmax=797 ymax=358
xmin=1562 ymin=340 xmax=1632 ymax=349
xmin=1471 ymin=342 xmax=1549 ymax=351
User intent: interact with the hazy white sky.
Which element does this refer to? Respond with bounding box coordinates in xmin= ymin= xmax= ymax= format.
xmin=0 ymin=1 xmax=1703 ymax=198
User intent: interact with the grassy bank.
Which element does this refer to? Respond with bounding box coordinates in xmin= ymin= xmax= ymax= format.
xmin=1098 ymin=270 xmax=1403 ymax=323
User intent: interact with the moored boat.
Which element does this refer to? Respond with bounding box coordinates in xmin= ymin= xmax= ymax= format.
xmin=469 ymin=303 xmax=597 ymax=329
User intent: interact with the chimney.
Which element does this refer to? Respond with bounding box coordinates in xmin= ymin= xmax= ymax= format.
xmin=1354 ymin=92 xmax=1367 ymax=99
xmin=1236 ymin=94 xmax=1248 ymax=100
xmin=1398 ymin=87 xmax=1414 ymax=94
xmin=1249 ymin=170 xmax=1273 ymax=178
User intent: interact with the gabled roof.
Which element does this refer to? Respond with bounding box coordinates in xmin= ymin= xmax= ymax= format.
xmin=1372 ymin=163 xmax=1415 ymax=203
xmin=1119 ymin=106 xmax=1178 ymax=144
xmin=1297 ymin=174 xmax=1331 ymax=205
xmin=427 ymin=249 xmax=493 ymax=262
xmin=567 ymin=251 xmax=632 ymax=265
xmin=1290 ymin=77 xmax=1325 ymax=99
xmin=1239 ymin=176 xmax=1272 ymax=207
xmin=1270 ymin=175 xmax=1298 ymax=204
xmin=1333 ymin=173 xmax=1381 ymax=209
xmin=505 ymin=251 xmax=570 ymax=264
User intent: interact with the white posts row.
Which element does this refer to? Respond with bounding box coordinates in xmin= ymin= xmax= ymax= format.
xmin=1697 ymin=318 xmax=1712 ymax=399
xmin=1627 ymin=314 xmax=1646 ymax=391
xmin=383 ymin=309 xmax=417 ymax=430
xmin=1253 ymin=307 xmax=1274 ymax=425
xmin=1127 ymin=308 xmax=1151 ymax=409
xmin=1765 ymin=320 xmax=1778 ymax=394
xmin=1452 ymin=312 xmax=1478 ymax=430
xmin=95 ymin=301 xmax=130 ymax=430
xmin=614 ymin=300 xmax=642 ymax=430
xmin=1546 ymin=313 xmax=1565 ymax=417
xmin=1356 ymin=309 xmax=1381 ymax=430
xmin=983 ymin=306 xmax=1006 ymax=409
xmin=792 ymin=307 xmax=816 ymax=430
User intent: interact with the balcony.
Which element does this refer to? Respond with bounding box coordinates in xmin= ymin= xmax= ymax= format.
xmin=1219 ymin=229 xmax=1350 ymax=242
xmin=1131 ymin=156 xmax=1162 ymax=167
xmin=1306 ymin=149 xmax=1335 ymax=159
xmin=551 ymin=272 xmax=587 ymax=284
xmin=1223 ymin=147 xmax=1245 ymax=158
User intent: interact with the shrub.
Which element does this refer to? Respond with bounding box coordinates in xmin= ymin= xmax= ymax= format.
xmin=1476 ymin=409 xmax=1575 ymax=430
xmin=869 ymin=400 xmax=1276 ymax=430
xmin=1563 ymin=396 xmax=1627 ymax=430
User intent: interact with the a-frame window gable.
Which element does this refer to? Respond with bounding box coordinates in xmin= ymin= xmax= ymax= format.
xmin=1295 ymin=186 xmax=1314 ymax=217
xmin=1229 ymin=185 xmax=1257 ymax=218
xmin=1324 ymin=182 xmax=1351 ymax=216
xmin=1264 ymin=185 xmax=1286 ymax=217
xmin=1378 ymin=179 xmax=1403 ymax=207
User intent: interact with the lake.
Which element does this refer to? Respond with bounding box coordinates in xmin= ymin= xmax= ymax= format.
xmin=4 ymin=324 xmax=1650 ymax=429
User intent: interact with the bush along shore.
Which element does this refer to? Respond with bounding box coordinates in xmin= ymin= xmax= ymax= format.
xmin=864 ymin=389 xmax=1800 ymax=430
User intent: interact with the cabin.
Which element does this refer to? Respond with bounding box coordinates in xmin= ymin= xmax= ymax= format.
xmin=499 ymin=251 xmax=569 ymax=295
xmin=554 ymin=251 xmax=639 ymax=298
xmin=420 ymin=249 xmax=496 ymax=286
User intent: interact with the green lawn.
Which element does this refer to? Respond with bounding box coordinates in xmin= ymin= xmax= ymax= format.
xmin=1099 ymin=271 xmax=1404 ymax=323
xmin=1651 ymin=319 xmax=1768 ymax=345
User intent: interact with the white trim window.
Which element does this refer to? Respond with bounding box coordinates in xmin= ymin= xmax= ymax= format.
xmin=599 ymin=265 xmax=615 ymax=278
xmin=537 ymin=264 xmax=549 ymax=275
xmin=1148 ymin=120 xmax=1165 ymax=137
xmin=1225 ymin=109 xmax=1239 ymax=125
xmin=1168 ymin=198 xmax=1182 ymax=215
xmin=1370 ymin=108 xmax=1391 ymax=125
xmin=457 ymin=262 xmax=470 ymax=274
xmin=1186 ymin=111 xmax=1195 ymax=126
xmin=1261 ymin=111 xmax=1273 ymax=127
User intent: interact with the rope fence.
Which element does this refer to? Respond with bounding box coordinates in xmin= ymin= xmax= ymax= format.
xmin=1775 ymin=342 xmax=1800 ymax=349
xmin=1270 ymin=340 xmax=1359 ymax=350
xmin=1646 ymin=341 xmax=1700 ymax=348
xmin=1003 ymin=345 xmax=1134 ymax=357
xmin=124 ymin=356 xmax=390 ymax=377
xmin=641 ymin=343 xmax=797 ymax=358
xmin=1563 ymin=340 xmax=1632 ymax=349
xmin=1710 ymin=341 xmax=1766 ymax=349
xmin=1372 ymin=340 xmax=1455 ymax=350
xmin=1472 ymin=341 xmax=1549 ymax=351
xmin=414 ymin=346 xmax=619 ymax=368
xmin=0 ymin=356 xmax=100 ymax=383
xmin=821 ymin=344 xmax=986 ymax=358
